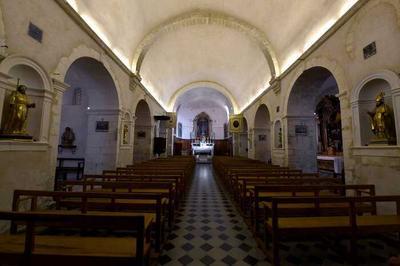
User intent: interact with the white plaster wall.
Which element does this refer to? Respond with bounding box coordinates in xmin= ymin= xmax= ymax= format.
xmin=85 ymin=111 xmax=118 ymax=173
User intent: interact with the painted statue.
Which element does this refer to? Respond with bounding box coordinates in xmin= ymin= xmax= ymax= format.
xmin=122 ymin=124 xmax=129 ymax=144
xmin=367 ymin=92 xmax=396 ymax=144
xmin=2 ymin=85 xmax=35 ymax=135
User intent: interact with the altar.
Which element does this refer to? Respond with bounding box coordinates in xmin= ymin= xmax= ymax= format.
xmin=317 ymin=155 xmax=344 ymax=179
xmin=192 ymin=142 xmax=214 ymax=155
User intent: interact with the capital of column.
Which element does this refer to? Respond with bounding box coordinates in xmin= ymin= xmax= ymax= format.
xmin=0 ymin=71 xmax=15 ymax=91
xmin=130 ymin=73 xmax=142 ymax=92
xmin=52 ymin=78 xmax=70 ymax=95
xmin=391 ymin=87 xmax=400 ymax=96
xmin=269 ymin=76 xmax=281 ymax=95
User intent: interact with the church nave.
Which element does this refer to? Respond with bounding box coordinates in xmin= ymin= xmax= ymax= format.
xmin=158 ymin=164 xmax=267 ymax=266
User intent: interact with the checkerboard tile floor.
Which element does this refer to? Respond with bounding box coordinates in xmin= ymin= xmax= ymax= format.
xmin=158 ymin=164 xmax=269 ymax=265
xmin=158 ymin=164 xmax=400 ymax=265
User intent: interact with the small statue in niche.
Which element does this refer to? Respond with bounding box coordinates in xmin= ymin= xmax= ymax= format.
xmin=367 ymin=92 xmax=396 ymax=144
xmin=278 ymin=127 xmax=283 ymax=148
xmin=61 ymin=127 xmax=75 ymax=146
xmin=2 ymin=84 xmax=35 ymax=136
xmin=122 ymin=124 xmax=129 ymax=144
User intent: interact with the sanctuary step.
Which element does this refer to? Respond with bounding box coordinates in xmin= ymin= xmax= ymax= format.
xmin=195 ymin=154 xmax=212 ymax=164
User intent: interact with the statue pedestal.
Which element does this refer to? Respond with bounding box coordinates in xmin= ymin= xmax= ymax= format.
xmin=369 ymin=137 xmax=396 ymax=146
xmin=0 ymin=134 xmax=33 ymax=141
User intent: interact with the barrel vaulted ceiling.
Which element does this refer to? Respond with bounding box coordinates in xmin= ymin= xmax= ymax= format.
xmin=66 ymin=0 xmax=358 ymax=113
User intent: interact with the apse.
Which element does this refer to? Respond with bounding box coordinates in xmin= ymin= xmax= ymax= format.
xmin=174 ymin=87 xmax=232 ymax=140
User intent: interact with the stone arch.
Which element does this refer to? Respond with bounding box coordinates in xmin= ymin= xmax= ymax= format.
xmin=133 ymin=99 xmax=153 ymax=162
xmin=283 ymin=56 xmax=348 ymax=116
xmin=345 ymin=0 xmax=400 ymax=59
xmin=169 ymin=81 xmax=239 ymax=114
xmin=351 ymin=69 xmax=400 ymax=103
xmin=0 ymin=55 xmax=52 ymax=92
xmin=351 ymin=69 xmax=400 ymax=146
xmin=286 ymin=65 xmax=344 ymax=173
xmin=59 ymin=56 xmax=120 ymax=174
xmin=253 ymin=104 xmax=272 ymax=163
xmin=132 ymin=9 xmax=279 ymax=79
xmin=132 ymin=94 xmax=155 ymax=121
xmin=53 ymin=44 xmax=122 ymax=108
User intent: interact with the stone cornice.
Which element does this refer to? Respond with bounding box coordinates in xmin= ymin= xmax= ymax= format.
xmin=55 ymin=0 xmax=131 ymax=76
xmin=52 ymin=78 xmax=70 ymax=94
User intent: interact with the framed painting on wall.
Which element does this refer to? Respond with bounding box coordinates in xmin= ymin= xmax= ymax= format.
xmin=137 ymin=131 xmax=146 ymax=138
xmin=96 ymin=121 xmax=109 ymax=132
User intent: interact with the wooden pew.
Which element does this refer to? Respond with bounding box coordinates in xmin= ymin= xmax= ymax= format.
xmin=57 ymin=180 xmax=176 ymax=228
xmin=11 ymin=190 xmax=166 ymax=252
xmin=86 ymin=174 xmax=183 ymax=206
xmin=233 ymin=172 xmax=324 ymax=206
xmin=238 ymin=176 xmax=341 ymax=214
xmin=0 ymin=211 xmax=152 ymax=266
xmin=264 ymin=196 xmax=400 ymax=266
xmin=250 ymin=184 xmax=376 ymax=232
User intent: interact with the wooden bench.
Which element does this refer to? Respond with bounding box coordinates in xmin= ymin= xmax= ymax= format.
xmin=264 ymin=196 xmax=400 ymax=266
xmin=57 ymin=180 xmax=176 ymax=228
xmin=88 ymin=173 xmax=184 ymax=209
xmin=0 ymin=211 xmax=152 ymax=266
xmin=11 ymin=190 xmax=166 ymax=252
xmin=250 ymin=184 xmax=376 ymax=232
xmin=97 ymin=173 xmax=185 ymax=202
xmin=234 ymin=173 xmax=330 ymax=207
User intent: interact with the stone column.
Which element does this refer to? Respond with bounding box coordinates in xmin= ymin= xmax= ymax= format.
xmin=150 ymin=120 xmax=157 ymax=159
xmin=165 ymin=127 xmax=174 ymax=156
xmin=281 ymin=117 xmax=289 ymax=167
xmin=247 ymin=128 xmax=255 ymax=159
xmin=392 ymin=87 xmax=400 ymax=145
xmin=338 ymin=91 xmax=354 ymax=183
xmin=39 ymin=90 xmax=54 ymax=142
xmin=48 ymin=79 xmax=69 ymax=180
xmin=284 ymin=115 xmax=317 ymax=172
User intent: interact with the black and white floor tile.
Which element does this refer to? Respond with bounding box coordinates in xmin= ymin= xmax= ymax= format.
xmin=158 ymin=164 xmax=269 ymax=265
xmin=158 ymin=164 xmax=400 ymax=266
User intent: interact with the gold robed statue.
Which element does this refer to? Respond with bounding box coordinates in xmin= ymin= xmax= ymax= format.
xmin=122 ymin=124 xmax=129 ymax=144
xmin=367 ymin=92 xmax=396 ymax=145
xmin=2 ymin=85 xmax=35 ymax=136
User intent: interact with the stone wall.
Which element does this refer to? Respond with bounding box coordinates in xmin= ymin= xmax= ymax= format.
xmin=242 ymin=0 xmax=400 ymax=191
xmin=0 ymin=0 xmax=165 ymax=216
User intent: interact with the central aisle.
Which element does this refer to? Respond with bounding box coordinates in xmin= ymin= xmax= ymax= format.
xmin=159 ymin=164 xmax=268 ymax=265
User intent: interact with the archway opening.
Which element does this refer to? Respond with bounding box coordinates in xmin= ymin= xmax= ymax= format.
xmin=59 ymin=57 xmax=119 ymax=175
xmin=133 ymin=100 xmax=152 ymax=162
xmin=174 ymin=87 xmax=232 ymax=156
xmin=287 ymin=66 xmax=343 ymax=174
xmin=254 ymin=104 xmax=271 ymax=163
